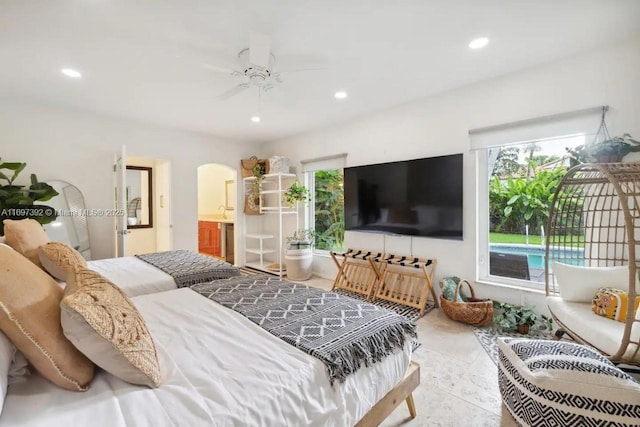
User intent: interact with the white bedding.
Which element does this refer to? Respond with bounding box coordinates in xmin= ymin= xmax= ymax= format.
xmin=1 ymin=288 xmax=411 ymax=426
xmin=87 ymin=257 xmax=176 ymax=297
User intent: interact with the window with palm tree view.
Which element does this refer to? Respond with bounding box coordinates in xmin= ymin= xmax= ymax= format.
xmin=487 ymin=135 xmax=584 ymax=284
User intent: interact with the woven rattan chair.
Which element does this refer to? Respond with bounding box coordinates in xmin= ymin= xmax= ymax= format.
xmin=545 ymin=162 xmax=640 ymax=365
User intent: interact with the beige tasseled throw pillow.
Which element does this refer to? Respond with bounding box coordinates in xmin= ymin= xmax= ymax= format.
xmin=61 ymin=268 xmax=161 ymax=388
xmin=3 ymin=219 xmax=50 ymax=268
xmin=39 ymin=242 xmax=87 ymax=281
xmin=0 ymin=245 xmax=94 ymax=391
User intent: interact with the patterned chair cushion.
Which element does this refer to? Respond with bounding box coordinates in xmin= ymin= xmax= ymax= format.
xmin=498 ymin=338 xmax=640 ymax=426
xmin=592 ymin=287 xmax=640 ymax=323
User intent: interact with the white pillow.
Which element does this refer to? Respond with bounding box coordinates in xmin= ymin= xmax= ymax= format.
xmin=0 ymin=332 xmax=14 ymax=415
xmin=0 ymin=236 xmax=5 ymax=244
xmin=553 ymin=262 xmax=637 ymax=302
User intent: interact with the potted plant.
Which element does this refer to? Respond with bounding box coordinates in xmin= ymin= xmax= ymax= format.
xmin=283 ymin=180 xmax=310 ymax=209
xmin=285 ymin=228 xmax=315 ymax=281
xmin=566 ymin=133 xmax=640 ymax=166
xmin=0 ymin=158 xmax=58 ymax=235
xmin=286 ymin=228 xmax=315 ymax=249
xmin=493 ymin=302 xmax=553 ymax=335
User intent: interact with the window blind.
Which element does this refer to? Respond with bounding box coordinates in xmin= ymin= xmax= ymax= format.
xmin=469 ymin=106 xmax=608 ymax=150
xmin=301 ymin=153 xmax=347 ymax=172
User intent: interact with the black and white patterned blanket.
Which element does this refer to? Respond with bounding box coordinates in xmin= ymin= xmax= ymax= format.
xmin=136 ymin=250 xmax=240 ymax=287
xmin=191 ymin=275 xmax=417 ymax=384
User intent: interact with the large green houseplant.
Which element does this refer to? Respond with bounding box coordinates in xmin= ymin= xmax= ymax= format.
xmin=566 ymin=133 xmax=640 ymax=166
xmin=0 ymin=158 xmax=58 ymax=235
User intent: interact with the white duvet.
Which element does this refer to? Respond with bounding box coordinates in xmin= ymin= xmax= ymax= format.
xmin=87 ymin=256 xmax=176 ymax=297
xmin=1 ymin=288 xmax=411 ymax=426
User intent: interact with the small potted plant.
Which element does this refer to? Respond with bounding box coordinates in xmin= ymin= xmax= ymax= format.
xmin=566 ymin=133 xmax=640 ymax=166
xmin=285 ymin=228 xmax=315 ymax=281
xmin=493 ymin=302 xmax=552 ymax=335
xmin=286 ymin=228 xmax=315 ymax=250
xmin=283 ymin=180 xmax=310 ymax=209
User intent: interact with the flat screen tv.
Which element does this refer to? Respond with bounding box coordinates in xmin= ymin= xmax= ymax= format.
xmin=344 ymin=153 xmax=463 ymax=240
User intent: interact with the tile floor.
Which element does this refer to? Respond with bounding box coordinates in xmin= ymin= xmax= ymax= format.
xmin=305 ymin=276 xmax=517 ymax=427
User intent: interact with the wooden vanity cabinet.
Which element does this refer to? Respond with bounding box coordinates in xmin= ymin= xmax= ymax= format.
xmin=198 ymin=221 xmax=221 ymax=257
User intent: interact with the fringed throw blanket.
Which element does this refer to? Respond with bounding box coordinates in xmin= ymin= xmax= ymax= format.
xmin=136 ymin=250 xmax=240 ymax=287
xmin=191 ymin=275 xmax=417 ymax=384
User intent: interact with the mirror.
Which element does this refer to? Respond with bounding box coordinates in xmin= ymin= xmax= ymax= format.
xmin=126 ymin=166 xmax=153 ymax=228
xmin=225 ymin=179 xmax=235 ymax=211
xmin=42 ymin=180 xmax=92 ymax=260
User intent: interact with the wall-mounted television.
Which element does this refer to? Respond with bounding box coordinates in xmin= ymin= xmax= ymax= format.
xmin=344 ymin=153 xmax=463 ymax=240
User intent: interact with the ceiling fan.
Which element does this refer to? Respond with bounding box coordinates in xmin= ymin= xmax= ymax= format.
xmin=205 ymin=33 xmax=327 ymax=100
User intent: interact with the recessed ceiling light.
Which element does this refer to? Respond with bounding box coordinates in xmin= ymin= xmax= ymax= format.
xmin=61 ymin=68 xmax=82 ymax=79
xmin=251 ymin=116 xmax=261 ymax=123
xmin=469 ymin=37 xmax=489 ymax=49
xmin=334 ymin=91 xmax=348 ymax=100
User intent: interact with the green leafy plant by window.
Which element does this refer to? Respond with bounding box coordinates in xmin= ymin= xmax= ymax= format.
xmin=489 ymin=166 xmax=566 ymax=234
xmin=0 ymin=158 xmax=58 ymax=235
xmin=314 ymin=169 xmax=344 ymax=251
xmin=283 ymin=180 xmax=310 ymax=208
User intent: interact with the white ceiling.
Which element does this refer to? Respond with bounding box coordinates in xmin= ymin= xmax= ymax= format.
xmin=0 ymin=0 xmax=639 ymax=143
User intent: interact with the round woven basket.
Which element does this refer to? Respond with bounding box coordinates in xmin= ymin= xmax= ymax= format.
xmin=440 ymin=279 xmax=493 ymax=326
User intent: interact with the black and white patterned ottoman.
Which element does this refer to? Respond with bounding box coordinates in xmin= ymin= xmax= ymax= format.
xmin=497 ymin=338 xmax=640 ymax=426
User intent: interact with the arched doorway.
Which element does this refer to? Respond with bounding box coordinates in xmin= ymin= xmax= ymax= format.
xmin=197 ymin=163 xmax=237 ymax=264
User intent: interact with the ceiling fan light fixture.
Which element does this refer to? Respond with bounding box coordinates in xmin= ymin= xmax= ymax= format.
xmin=468 ymin=37 xmax=489 ymax=49
xmin=334 ymin=90 xmax=348 ymax=100
xmin=251 ymin=115 xmax=261 ymax=123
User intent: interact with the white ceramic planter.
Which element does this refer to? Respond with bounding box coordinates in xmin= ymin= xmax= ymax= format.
xmin=285 ymin=247 xmax=313 ymax=281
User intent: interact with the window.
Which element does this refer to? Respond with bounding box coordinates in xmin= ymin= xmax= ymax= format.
xmin=473 ymin=107 xmax=606 ymax=289
xmin=301 ymin=154 xmax=347 ymax=253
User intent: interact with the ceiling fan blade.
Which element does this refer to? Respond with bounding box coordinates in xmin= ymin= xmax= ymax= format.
xmin=216 ymin=83 xmax=250 ymax=100
xmin=249 ymin=32 xmax=271 ymax=67
xmin=204 ymin=63 xmax=238 ymax=74
xmin=277 ymin=67 xmax=329 ymax=73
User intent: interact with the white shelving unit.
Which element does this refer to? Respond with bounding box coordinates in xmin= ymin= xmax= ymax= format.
xmin=243 ymin=173 xmax=298 ymax=276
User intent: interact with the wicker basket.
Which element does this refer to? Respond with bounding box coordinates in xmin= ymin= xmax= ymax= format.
xmin=440 ymin=279 xmax=493 ymax=326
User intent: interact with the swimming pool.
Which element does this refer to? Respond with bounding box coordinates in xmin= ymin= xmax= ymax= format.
xmin=489 ymin=243 xmax=584 ymax=269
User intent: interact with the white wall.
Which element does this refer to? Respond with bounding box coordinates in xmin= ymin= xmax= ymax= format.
xmin=262 ymin=37 xmax=640 ymax=309
xmin=0 ymin=100 xmax=260 ymax=259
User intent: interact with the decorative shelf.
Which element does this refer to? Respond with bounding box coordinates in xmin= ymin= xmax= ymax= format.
xmin=245 ymin=248 xmax=276 ymax=255
xmin=243 ymin=171 xmax=298 ymax=279
xmin=245 ymin=234 xmax=274 ymax=239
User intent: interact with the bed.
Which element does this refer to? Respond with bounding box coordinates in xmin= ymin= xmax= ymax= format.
xmin=85 ymin=250 xmax=240 ymax=297
xmin=0 ymin=288 xmax=417 ymax=426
